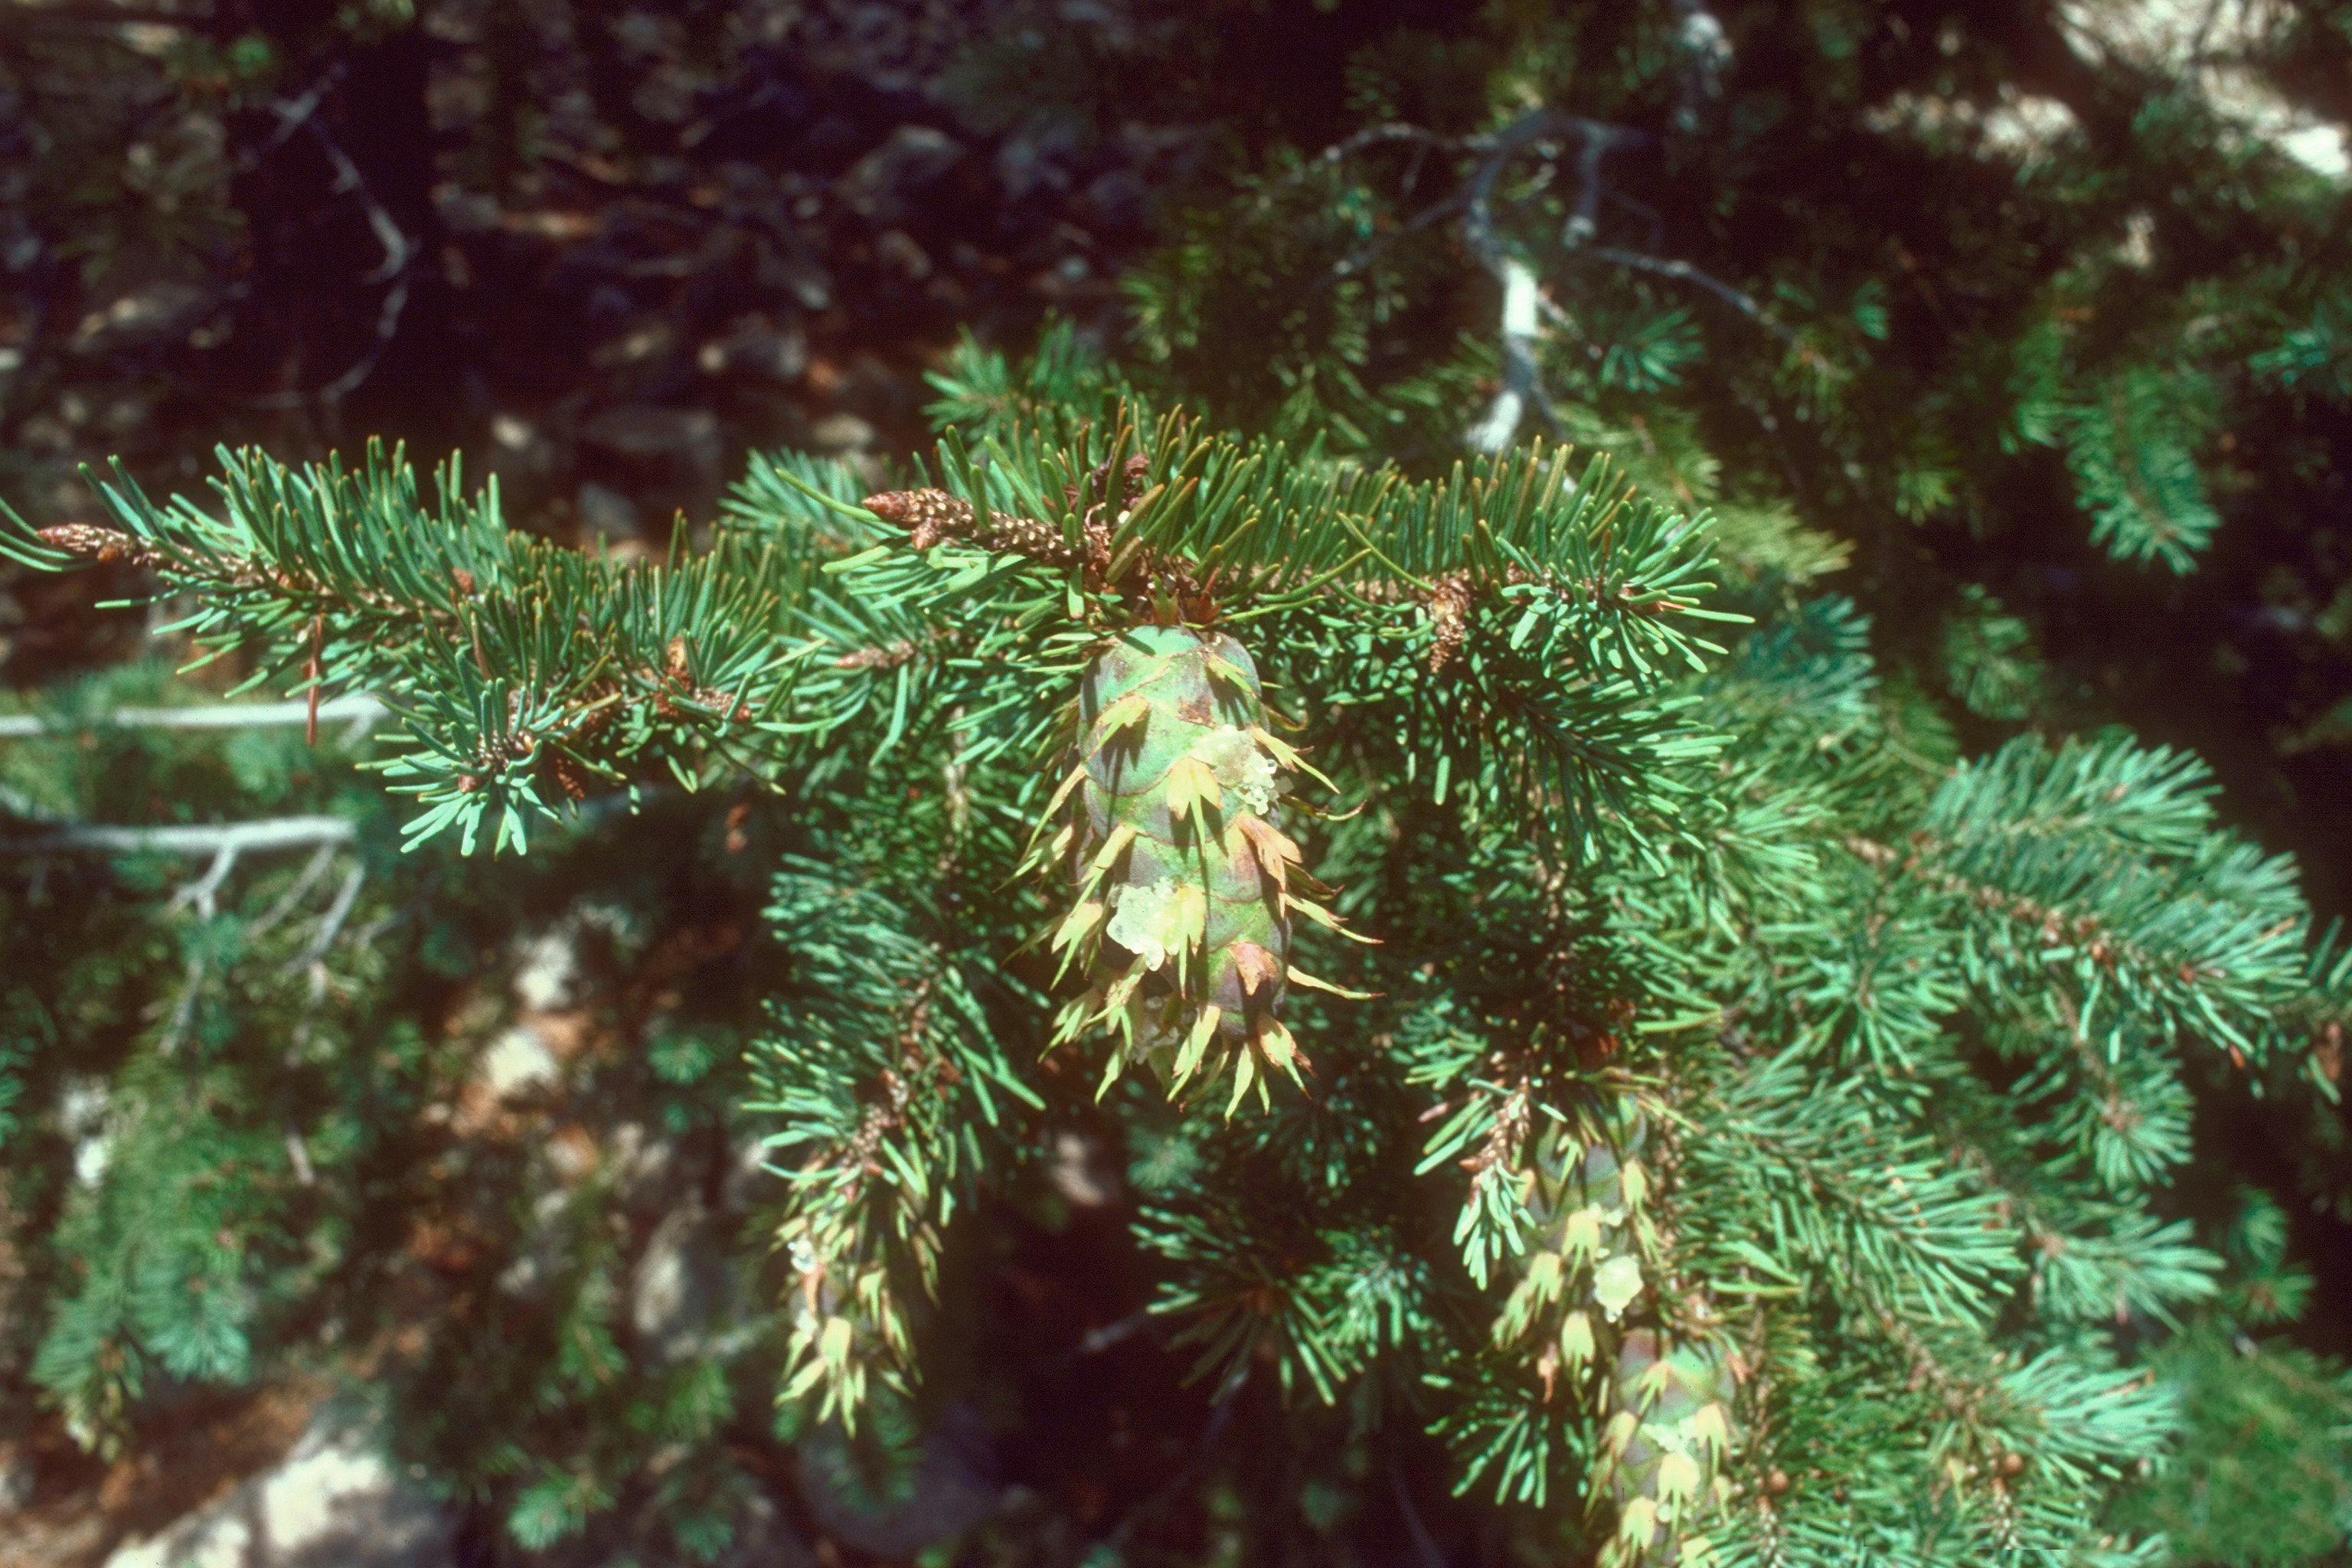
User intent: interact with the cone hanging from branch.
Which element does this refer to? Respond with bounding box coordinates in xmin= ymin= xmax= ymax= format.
xmin=1029 ymin=622 xmax=1364 ymax=1113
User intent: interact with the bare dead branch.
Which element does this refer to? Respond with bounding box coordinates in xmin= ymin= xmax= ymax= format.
xmin=0 ymin=693 xmax=385 ymax=738
xmin=168 ymin=839 xmax=240 ymax=919
xmin=1586 ymin=245 xmax=1804 ymax=349
xmin=288 ymin=860 xmax=366 ymax=977
xmin=247 ymin=92 xmax=416 ymax=410
xmin=245 ymin=841 xmax=341 ymax=939
xmin=156 ymin=951 xmax=205 ymax=1057
xmin=1470 ymin=254 xmax=1556 ymax=452
xmin=2 ymin=815 xmax=357 ymax=858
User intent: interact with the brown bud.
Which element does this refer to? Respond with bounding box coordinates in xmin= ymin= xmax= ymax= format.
xmin=1067 ymin=452 xmax=1154 ymax=511
xmin=547 ymin=753 xmax=590 ymax=802
xmin=1766 ymin=1468 xmax=1791 ymax=1495
xmin=863 ymin=487 xmax=975 ymax=551
xmin=1426 ymin=573 xmax=1473 ymax=673
xmin=1998 ymin=1451 xmax=2027 ymax=1478
xmin=452 ymin=569 xmax=476 ymax=596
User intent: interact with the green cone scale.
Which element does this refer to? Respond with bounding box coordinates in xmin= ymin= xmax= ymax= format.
xmin=1034 ymin=624 xmax=1354 ymax=1111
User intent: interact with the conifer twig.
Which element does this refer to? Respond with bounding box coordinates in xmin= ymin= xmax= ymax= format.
xmin=1295 ymin=102 xmax=1815 ymax=453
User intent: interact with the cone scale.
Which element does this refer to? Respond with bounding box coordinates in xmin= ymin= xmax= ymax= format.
xmin=1036 ymin=623 xmax=1343 ymax=1110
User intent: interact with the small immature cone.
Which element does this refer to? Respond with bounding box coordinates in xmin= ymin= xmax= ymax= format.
xmin=1041 ymin=624 xmax=1341 ymax=1109
xmin=38 ymin=524 xmax=161 ymax=569
xmin=1490 ymin=1115 xmax=1732 ymax=1566
xmin=862 ymin=488 xmax=1072 ymax=561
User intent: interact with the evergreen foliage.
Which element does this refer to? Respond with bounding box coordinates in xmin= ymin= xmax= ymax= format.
xmin=8 ymin=315 xmax=2350 ymax=1560
xmin=6 ymin=4 xmax=2352 ymax=1563
xmin=0 ymin=656 xmax=798 ymax=1558
xmin=1106 ymin=2 xmax=2352 ymax=575
xmin=1080 ymin=0 xmax=2352 ymax=922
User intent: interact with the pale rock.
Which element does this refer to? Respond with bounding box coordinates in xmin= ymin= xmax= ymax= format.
xmin=1 ymin=1451 xmax=34 ymax=1511
xmin=632 ymin=1203 xmax=727 ymax=1362
xmin=495 ymin=1188 xmax=574 ymax=1301
xmin=756 ymin=244 xmax=833 ymax=310
xmin=839 ymin=126 xmax=965 ymax=220
xmin=2278 ymin=124 xmax=2351 ymax=180
xmin=734 ymin=324 xmax=810 ymax=381
xmin=798 ymin=1403 xmax=1001 ymax=1557
xmin=60 ymin=1077 xmax=110 ymax=1187
xmin=577 ymin=482 xmax=642 ymax=541
xmin=724 ymin=1129 xmax=778 ymax=1212
xmin=478 ymin=1024 xmax=561 ymax=1101
xmin=103 ymin=1413 xmax=449 ymax=1568
xmin=512 ymin=925 xmax=582 ymax=1011
xmin=2116 ymin=210 xmax=2158 ymax=270
xmin=2197 ymin=62 xmax=2350 ymax=179
xmin=701 ymin=319 xmax=809 ymax=383
xmin=108 ymin=1510 xmax=251 ymax=1568
xmin=875 ymin=228 xmax=933 ymax=280
xmin=2052 ymin=0 xmax=2346 ymax=180
xmin=2053 ymin=0 xmax=2288 ymax=73
xmin=607 ymin=1120 xmax=679 ymax=1213
xmin=1044 ymin=1129 xmax=1121 ymax=1210
xmin=809 ymin=412 xmax=877 ymax=453
xmin=1865 ymin=87 xmax=2080 ymax=164
xmin=73 ymin=1132 xmax=112 ymax=1187
xmin=714 ymin=1492 xmax=822 ymax=1568
xmin=579 ymin=406 xmax=724 ymax=477
xmin=70 ymin=283 xmax=206 ymax=350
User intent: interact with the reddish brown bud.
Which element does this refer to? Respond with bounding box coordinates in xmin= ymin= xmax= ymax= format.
xmin=547 ymin=753 xmax=590 ymax=801
xmin=1427 ymin=573 xmax=1474 ymax=672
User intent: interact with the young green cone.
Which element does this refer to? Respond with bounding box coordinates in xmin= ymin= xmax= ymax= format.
xmin=1035 ymin=623 xmax=1354 ymax=1111
xmin=1492 ymin=1116 xmax=1734 ymax=1565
